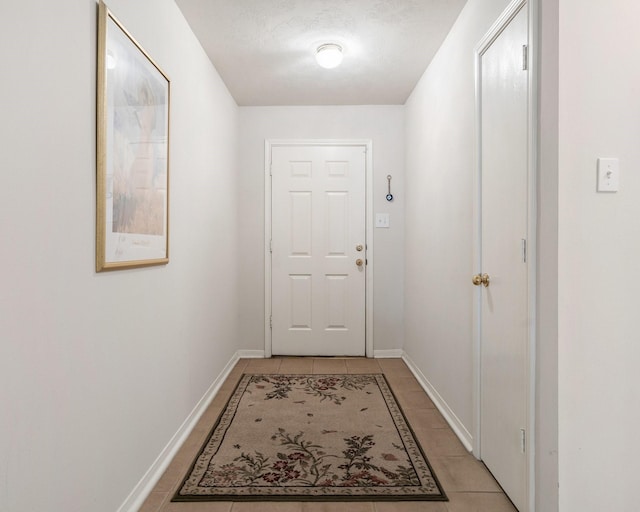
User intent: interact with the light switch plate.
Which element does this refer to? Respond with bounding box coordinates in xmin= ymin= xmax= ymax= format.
xmin=597 ymin=158 xmax=619 ymax=192
xmin=375 ymin=213 xmax=390 ymax=228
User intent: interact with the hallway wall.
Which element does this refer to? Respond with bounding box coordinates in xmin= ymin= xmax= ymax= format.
xmin=405 ymin=1 xmax=560 ymax=510
xmin=557 ymin=0 xmax=640 ymax=509
xmin=405 ymin=0 xmax=558 ymax=512
xmin=0 ymin=1 xmax=240 ymax=511
xmin=536 ymin=0 xmax=560 ymax=510
xmin=238 ymin=106 xmax=405 ymax=354
xmin=404 ymin=0 xmax=512 ymax=446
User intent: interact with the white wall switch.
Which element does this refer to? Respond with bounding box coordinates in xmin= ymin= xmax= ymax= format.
xmin=597 ymin=158 xmax=619 ymax=192
xmin=375 ymin=213 xmax=390 ymax=228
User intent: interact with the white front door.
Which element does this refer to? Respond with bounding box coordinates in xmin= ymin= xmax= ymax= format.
xmin=270 ymin=144 xmax=366 ymax=356
xmin=476 ymin=2 xmax=530 ymax=511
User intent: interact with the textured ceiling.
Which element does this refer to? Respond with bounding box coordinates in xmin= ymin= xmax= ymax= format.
xmin=174 ymin=0 xmax=467 ymax=106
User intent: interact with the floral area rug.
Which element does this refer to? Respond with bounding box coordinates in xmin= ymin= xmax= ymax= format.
xmin=173 ymin=373 xmax=447 ymax=502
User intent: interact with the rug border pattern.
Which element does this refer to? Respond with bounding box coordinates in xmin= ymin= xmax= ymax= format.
xmin=172 ymin=373 xmax=448 ymax=502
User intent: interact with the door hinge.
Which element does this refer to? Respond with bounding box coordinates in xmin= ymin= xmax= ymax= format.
xmin=520 ymin=428 xmax=526 ymax=453
xmin=269 ymin=239 xmax=273 ymax=253
xmin=269 ymin=315 xmax=272 ymax=329
xmin=521 ymin=238 xmax=527 ymax=263
xmin=522 ymin=44 xmax=528 ymax=71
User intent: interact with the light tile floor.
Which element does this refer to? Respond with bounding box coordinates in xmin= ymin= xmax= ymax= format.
xmin=140 ymin=358 xmax=517 ymax=512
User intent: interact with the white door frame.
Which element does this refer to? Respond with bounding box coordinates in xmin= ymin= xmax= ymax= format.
xmin=473 ymin=0 xmax=538 ymax=511
xmin=264 ymin=139 xmax=374 ymax=358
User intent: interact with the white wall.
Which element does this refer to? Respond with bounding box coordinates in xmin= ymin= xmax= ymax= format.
xmin=558 ymin=0 xmax=640 ymax=510
xmin=536 ymin=0 xmax=559 ymax=510
xmin=405 ymin=0 xmax=559 ymax=509
xmin=238 ymin=106 xmax=405 ymax=354
xmin=404 ymin=0 xmax=512 ymax=440
xmin=0 ymin=1 xmax=240 ymax=511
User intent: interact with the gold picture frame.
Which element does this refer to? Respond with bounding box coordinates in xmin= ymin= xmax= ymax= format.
xmin=96 ymin=1 xmax=170 ymax=271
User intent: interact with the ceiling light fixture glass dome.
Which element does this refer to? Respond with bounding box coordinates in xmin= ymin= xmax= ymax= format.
xmin=315 ymin=43 xmax=343 ymax=69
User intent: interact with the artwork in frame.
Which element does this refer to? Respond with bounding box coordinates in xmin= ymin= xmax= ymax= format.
xmin=96 ymin=1 xmax=170 ymax=271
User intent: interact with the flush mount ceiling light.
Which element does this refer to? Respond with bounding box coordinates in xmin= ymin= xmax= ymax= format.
xmin=315 ymin=43 xmax=343 ymax=69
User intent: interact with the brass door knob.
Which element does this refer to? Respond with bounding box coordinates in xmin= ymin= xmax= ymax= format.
xmin=356 ymin=259 xmax=364 ymax=267
xmin=472 ymin=273 xmax=490 ymax=287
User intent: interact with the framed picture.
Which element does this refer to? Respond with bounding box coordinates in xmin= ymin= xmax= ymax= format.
xmin=96 ymin=1 xmax=170 ymax=271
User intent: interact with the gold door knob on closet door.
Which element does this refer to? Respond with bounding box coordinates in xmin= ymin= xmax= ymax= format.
xmin=356 ymin=259 xmax=364 ymax=267
xmin=472 ymin=273 xmax=490 ymax=287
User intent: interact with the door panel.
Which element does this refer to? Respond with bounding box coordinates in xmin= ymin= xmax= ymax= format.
xmin=289 ymin=275 xmax=312 ymax=329
xmin=290 ymin=193 xmax=312 ymax=254
xmin=478 ymin=4 xmax=529 ymax=511
xmin=327 ymin=192 xmax=348 ymax=255
xmin=326 ymin=274 xmax=348 ymax=329
xmin=271 ymin=145 xmax=366 ymax=356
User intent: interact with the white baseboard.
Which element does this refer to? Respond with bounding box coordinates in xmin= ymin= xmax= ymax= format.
xmin=401 ymin=352 xmax=474 ymax=452
xmin=236 ymin=349 xmax=265 ymax=359
xmin=373 ymin=349 xmax=404 ymax=358
xmin=116 ymin=351 xmax=242 ymax=512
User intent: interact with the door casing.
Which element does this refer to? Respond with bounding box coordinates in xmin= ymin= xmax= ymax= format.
xmin=264 ymin=139 xmax=374 ymax=358
xmin=473 ymin=1 xmax=538 ymax=511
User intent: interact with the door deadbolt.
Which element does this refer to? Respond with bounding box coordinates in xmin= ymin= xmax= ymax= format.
xmin=356 ymin=244 xmax=363 ymax=252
